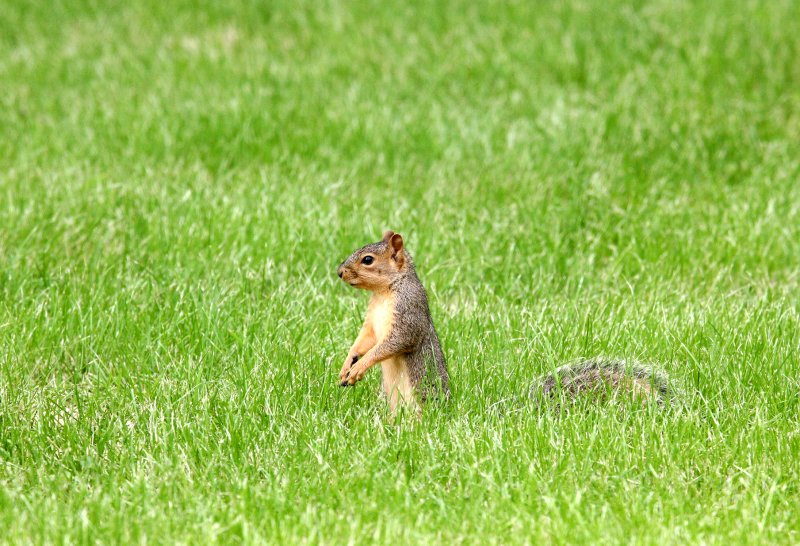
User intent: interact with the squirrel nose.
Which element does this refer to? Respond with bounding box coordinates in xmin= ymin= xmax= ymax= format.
xmin=337 ymin=267 xmax=344 ymax=278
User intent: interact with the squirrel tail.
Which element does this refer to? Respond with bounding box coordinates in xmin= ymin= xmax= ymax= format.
xmin=528 ymin=358 xmax=677 ymax=407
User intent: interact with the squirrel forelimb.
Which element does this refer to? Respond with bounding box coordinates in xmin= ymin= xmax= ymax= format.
xmin=341 ymin=342 xmax=397 ymax=386
xmin=339 ymin=323 xmax=377 ymax=386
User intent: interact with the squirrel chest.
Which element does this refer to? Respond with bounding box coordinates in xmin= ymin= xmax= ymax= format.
xmin=366 ymin=292 xmax=415 ymax=409
xmin=367 ymin=292 xmax=395 ymax=341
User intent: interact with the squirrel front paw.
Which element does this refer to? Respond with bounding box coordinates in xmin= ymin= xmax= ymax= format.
xmin=338 ymin=355 xmax=359 ymax=386
xmin=342 ymin=360 xmax=368 ymax=386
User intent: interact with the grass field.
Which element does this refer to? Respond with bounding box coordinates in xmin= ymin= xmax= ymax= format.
xmin=2 ymin=0 xmax=800 ymax=543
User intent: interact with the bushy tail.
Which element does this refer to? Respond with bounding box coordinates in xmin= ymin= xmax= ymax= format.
xmin=529 ymin=358 xmax=676 ymax=406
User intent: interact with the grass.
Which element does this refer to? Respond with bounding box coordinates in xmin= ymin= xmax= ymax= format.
xmin=1 ymin=0 xmax=799 ymax=543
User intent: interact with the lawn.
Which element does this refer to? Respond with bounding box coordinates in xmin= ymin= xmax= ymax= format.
xmin=1 ymin=0 xmax=799 ymax=543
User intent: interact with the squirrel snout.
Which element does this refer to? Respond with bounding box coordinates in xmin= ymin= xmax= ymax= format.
xmin=337 ymin=266 xmax=344 ymax=278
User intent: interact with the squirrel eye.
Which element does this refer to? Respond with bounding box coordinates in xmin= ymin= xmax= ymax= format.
xmin=361 ymin=256 xmax=374 ymax=265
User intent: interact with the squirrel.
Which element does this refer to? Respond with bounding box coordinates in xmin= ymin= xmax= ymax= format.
xmin=336 ymin=230 xmax=449 ymax=413
xmin=336 ymin=232 xmax=674 ymax=412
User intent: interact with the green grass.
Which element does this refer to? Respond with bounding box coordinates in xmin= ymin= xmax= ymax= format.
xmin=1 ymin=0 xmax=799 ymax=543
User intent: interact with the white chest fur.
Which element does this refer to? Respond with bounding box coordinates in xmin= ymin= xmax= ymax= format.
xmin=366 ymin=292 xmax=416 ymax=412
xmin=367 ymin=292 xmax=395 ymax=342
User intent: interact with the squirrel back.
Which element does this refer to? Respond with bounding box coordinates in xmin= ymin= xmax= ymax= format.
xmin=390 ymin=270 xmax=450 ymax=402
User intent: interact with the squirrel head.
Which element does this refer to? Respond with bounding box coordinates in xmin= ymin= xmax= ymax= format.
xmin=337 ymin=230 xmax=410 ymax=291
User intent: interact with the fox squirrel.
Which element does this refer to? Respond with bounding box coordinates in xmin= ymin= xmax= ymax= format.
xmin=337 ymin=230 xmax=449 ymax=412
xmin=337 ymin=232 xmax=673 ymax=412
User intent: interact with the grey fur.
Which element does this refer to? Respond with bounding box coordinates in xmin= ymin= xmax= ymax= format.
xmin=530 ymin=358 xmax=675 ymax=406
xmin=338 ymin=242 xmax=387 ymax=270
xmin=388 ymin=265 xmax=450 ymax=402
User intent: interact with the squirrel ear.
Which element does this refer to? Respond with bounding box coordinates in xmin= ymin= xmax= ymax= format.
xmin=389 ymin=233 xmax=404 ymax=255
xmin=382 ymin=230 xmax=395 ymax=242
